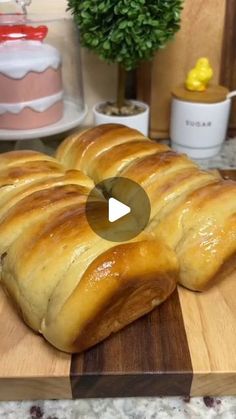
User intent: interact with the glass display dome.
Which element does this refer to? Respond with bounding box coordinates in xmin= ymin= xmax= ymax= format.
xmin=0 ymin=3 xmax=86 ymax=140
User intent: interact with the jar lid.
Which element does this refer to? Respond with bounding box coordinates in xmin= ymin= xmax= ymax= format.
xmin=171 ymin=84 xmax=229 ymax=103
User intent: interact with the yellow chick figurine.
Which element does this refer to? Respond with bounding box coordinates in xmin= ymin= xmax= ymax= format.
xmin=185 ymin=58 xmax=213 ymax=92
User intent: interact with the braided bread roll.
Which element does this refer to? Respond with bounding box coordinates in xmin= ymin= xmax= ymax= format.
xmin=0 ymin=149 xmax=178 ymax=353
xmin=56 ymin=124 xmax=236 ymax=291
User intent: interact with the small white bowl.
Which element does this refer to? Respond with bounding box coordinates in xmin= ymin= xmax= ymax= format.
xmin=93 ymin=99 xmax=150 ymax=136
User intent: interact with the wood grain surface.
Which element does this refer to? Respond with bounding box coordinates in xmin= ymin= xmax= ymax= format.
xmin=0 ymin=170 xmax=235 ymax=400
xmin=179 ymin=169 xmax=236 ymax=396
xmin=0 ymin=288 xmax=72 ymax=401
xmin=220 ymin=0 xmax=236 ymax=136
xmin=71 ymin=290 xmax=192 ymax=398
xmin=220 ymin=170 xmax=236 ymax=181
xmin=179 ymin=272 xmax=236 ymax=396
xmin=138 ymin=0 xmax=227 ymax=138
xmin=172 ymin=85 xmax=229 ymax=104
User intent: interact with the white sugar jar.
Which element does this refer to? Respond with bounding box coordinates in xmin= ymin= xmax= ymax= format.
xmin=170 ymin=85 xmax=231 ymax=159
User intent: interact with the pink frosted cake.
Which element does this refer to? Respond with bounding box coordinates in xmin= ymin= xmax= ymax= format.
xmin=0 ymin=26 xmax=64 ymax=130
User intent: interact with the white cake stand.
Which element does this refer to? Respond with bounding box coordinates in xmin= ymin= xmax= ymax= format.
xmin=0 ymin=99 xmax=88 ymax=141
xmin=0 ymin=99 xmax=88 ymax=152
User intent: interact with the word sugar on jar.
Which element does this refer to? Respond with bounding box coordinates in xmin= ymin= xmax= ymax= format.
xmin=170 ymin=84 xmax=231 ymax=159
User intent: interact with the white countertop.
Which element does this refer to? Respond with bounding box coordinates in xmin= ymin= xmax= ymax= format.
xmin=1 ymin=396 xmax=236 ymax=419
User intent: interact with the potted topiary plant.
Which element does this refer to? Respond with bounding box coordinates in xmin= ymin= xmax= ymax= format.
xmin=68 ymin=0 xmax=183 ymax=135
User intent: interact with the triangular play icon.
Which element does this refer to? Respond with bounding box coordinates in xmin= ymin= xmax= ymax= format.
xmin=108 ymin=197 xmax=131 ymax=223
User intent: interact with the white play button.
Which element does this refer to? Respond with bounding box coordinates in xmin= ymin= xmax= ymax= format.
xmin=108 ymin=197 xmax=131 ymax=223
xmin=86 ymin=177 xmax=151 ymax=242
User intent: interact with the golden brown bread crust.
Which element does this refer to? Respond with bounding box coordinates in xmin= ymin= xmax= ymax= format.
xmin=111 ymin=152 xmax=198 ymax=206
xmin=0 ymin=149 xmax=93 ymax=216
xmin=87 ymin=140 xmax=169 ymax=183
xmin=55 ymin=128 xmax=90 ymax=165
xmin=1 ymin=123 xmax=235 ymax=353
xmin=0 ymin=150 xmax=56 ymax=169
xmin=0 ymin=185 xmax=98 ymax=258
xmin=130 ymin=168 xmax=218 ymax=223
xmin=41 ymin=240 xmax=178 ymax=353
xmin=0 ymin=160 xmax=64 ymax=185
xmin=0 ymin=170 xmax=94 ymax=221
xmin=154 ymin=180 xmax=236 ymax=290
xmin=0 ymin=161 xmax=65 ymax=209
xmin=208 ymin=248 xmax=236 ymax=290
xmin=57 ymin=124 xmax=236 ymax=292
xmin=0 ymin=146 xmax=179 ymax=353
xmin=1 ymin=202 xmax=105 ymax=330
xmin=55 ymin=124 xmax=147 ymax=175
xmin=2 ymin=203 xmax=178 ymax=351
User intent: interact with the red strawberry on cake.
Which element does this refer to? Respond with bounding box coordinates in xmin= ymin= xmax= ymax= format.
xmin=0 ymin=25 xmax=64 ymax=130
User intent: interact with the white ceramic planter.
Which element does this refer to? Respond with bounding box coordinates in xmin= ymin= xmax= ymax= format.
xmin=170 ymin=98 xmax=231 ymax=158
xmin=93 ymin=100 xmax=150 ymax=136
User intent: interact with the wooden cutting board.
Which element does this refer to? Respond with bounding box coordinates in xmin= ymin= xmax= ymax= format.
xmin=0 ymin=170 xmax=235 ymax=401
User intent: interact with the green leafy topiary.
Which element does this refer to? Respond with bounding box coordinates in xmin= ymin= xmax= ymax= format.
xmin=68 ymin=0 xmax=183 ymax=109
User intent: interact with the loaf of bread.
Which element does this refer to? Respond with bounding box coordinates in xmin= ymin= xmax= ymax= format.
xmin=2 ymin=124 xmax=234 ymax=353
xmin=56 ymin=124 xmax=236 ymax=291
xmin=0 ymin=149 xmax=178 ymax=353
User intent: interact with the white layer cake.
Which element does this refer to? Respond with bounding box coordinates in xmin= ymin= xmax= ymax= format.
xmin=0 ymin=40 xmax=64 ymax=130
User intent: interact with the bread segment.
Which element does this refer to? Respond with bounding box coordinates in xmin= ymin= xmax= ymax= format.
xmin=154 ymin=181 xmax=236 ymax=290
xmin=1 ymin=123 xmax=235 ymax=354
xmin=0 ymin=170 xmax=94 ymax=221
xmin=0 ymin=146 xmax=178 ymax=353
xmin=56 ymin=124 xmax=147 ymax=174
xmin=89 ymin=140 xmax=169 ymax=183
xmin=57 ymin=124 xmax=236 ymax=292
xmin=0 ymin=185 xmax=97 ymax=258
xmin=42 ymin=240 xmax=178 ymax=353
xmin=0 ymin=150 xmax=56 ymax=169
xmin=0 ymin=160 xmax=65 ymax=208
